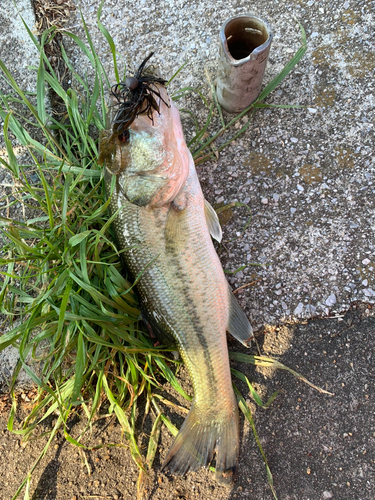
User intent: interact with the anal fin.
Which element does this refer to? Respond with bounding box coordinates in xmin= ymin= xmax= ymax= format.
xmin=227 ymin=285 xmax=254 ymax=347
xmin=204 ymin=199 xmax=222 ymax=243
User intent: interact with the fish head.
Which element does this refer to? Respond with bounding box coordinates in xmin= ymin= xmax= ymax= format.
xmin=100 ymin=87 xmax=190 ymax=208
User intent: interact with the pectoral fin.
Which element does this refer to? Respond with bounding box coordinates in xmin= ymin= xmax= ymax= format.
xmin=227 ymin=285 xmax=254 ymax=347
xmin=204 ymin=199 xmax=222 ymax=243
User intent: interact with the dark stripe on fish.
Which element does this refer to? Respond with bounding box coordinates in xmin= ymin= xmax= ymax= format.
xmin=168 ymin=252 xmax=218 ymax=391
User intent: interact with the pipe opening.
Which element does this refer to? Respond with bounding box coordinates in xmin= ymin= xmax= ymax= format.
xmin=225 ymin=17 xmax=269 ymax=60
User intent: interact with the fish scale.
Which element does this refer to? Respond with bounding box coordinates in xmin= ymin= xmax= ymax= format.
xmin=110 ymin=172 xmax=234 ymax=405
xmin=102 ymin=88 xmax=253 ymax=483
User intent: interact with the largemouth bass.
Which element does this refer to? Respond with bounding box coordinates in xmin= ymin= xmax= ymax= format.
xmin=100 ymin=66 xmax=253 ymax=484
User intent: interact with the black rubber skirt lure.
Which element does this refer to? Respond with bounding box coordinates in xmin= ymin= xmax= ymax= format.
xmin=111 ymin=52 xmax=170 ymax=134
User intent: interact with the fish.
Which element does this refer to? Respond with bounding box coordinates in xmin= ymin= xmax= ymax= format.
xmin=100 ymin=59 xmax=253 ymax=484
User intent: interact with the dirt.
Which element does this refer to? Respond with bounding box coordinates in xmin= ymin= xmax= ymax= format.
xmin=1 ymin=304 xmax=374 ymax=500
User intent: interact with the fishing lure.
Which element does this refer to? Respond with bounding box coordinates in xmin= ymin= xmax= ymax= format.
xmin=111 ymin=52 xmax=169 ymax=136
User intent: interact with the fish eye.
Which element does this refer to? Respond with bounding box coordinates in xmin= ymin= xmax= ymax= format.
xmin=118 ymin=130 xmax=130 ymax=143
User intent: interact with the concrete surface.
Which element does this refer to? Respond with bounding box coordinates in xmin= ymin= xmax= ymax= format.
xmin=0 ymin=0 xmax=40 ymax=197
xmin=63 ymin=0 xmax=375 ymax=330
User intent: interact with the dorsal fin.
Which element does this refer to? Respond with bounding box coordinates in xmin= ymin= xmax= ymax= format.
xmin=227 ymin=284 xmax=253 ymax=347
xmin=204 ymin=199 xmax=222 ymax=243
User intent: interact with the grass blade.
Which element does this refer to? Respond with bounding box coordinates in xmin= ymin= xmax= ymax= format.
xmin=231 ymin=368 xmax=278 ymax=409
xmin=72 ymin=331 xmax=86 ymax=403
xmin=36 ymin=54 xmax=46 ymax=125
xmin=102 ymin=374 xmax=145 ymax=470
xmin=3 ymin=112 xmax=19 ymax=177
xmin=229 ymin=352 xmax=334 ymax=395
xmin=154 ymin=357 xmax=192 ymax=401
xmin=97 ymin=0 xmax=120 ymax=84
xmin=146 ymin=413 xmax=162 ymax=468
xmin=11 ymin=416 xmax=63 ymax=500
xmin=166 ymin=61 xmax=187 ymax=86
xmin=234 ymin=385 xmax=278 ymax=500
xmin=256 ymin=21 xmax=307 ymax=103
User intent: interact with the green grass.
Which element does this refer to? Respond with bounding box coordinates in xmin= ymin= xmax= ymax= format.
xmin=0 ymin=10 xmax=316 ymax=500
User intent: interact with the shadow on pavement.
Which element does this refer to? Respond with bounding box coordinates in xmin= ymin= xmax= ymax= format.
xmin=227 ymin=303 xmax=375 ymax=500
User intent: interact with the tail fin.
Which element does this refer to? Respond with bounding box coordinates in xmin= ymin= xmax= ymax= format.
xmin=162 ymin=403 xmax=239 ymax=484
